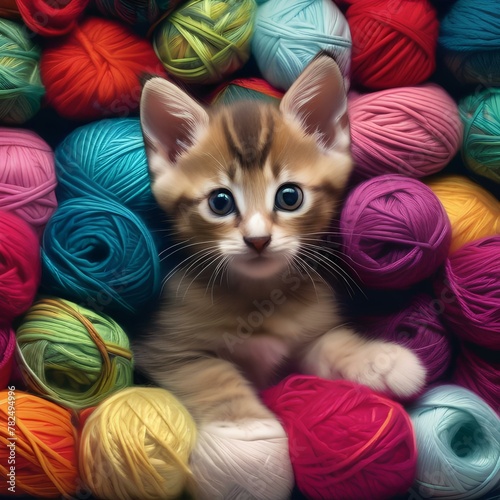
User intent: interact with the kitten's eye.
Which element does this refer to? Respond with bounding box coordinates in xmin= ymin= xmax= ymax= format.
xmin=208 ymin=189 xmax=236 ymax=216
xmin=275 ymin=184 xmax=303 ymax=211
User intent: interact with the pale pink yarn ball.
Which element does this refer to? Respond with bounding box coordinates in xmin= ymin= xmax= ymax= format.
xmin=349 ymin=84 xmax=463 ymax=181
xmin=0 ymin=128 xmax=57 ymax=236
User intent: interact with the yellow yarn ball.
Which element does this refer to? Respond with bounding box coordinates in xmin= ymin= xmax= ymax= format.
xmin=79 ymin=387 xmax=197 ymax=500
xmin=426 ymin=175 xmax=500 ymax=253
xmin=154 ymin=0 xmax=257 ymax=84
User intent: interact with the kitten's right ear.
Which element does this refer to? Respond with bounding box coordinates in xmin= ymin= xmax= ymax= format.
xmin=140 ymin=77 xmax=209 ymax=179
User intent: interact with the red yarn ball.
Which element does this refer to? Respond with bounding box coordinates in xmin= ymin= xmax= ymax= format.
xmin=16 ymin=0 xmax=89 ymax=37
xmin=434 ymin=235 xmax=500 ymax=350
xmin=262 ymin=375 xmax=417 ymax=500
xmin=0 ymin=327 xmax=15 ymax=389
xmin=40 ymin=16 xmax=167 ymax=121
xmin=346 ymin=0 xmax=439 ymax=89
xmin=0 ymin=211 xmax=41 ymax=326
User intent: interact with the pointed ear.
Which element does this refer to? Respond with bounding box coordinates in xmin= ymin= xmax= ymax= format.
xmin=140 ymin=77 xmax=209 ymax=179
xmin=279 ymin=54 xmax=350 ymax=153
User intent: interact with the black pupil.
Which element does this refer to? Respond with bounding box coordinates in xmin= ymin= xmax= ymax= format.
xmin=213 ymin=192 xmax=231 ymax=213
xmin=281 ymin=187 xmax=298 ymax=206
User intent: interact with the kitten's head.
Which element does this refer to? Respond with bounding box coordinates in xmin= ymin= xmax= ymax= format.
xmin=140 ymin=54 xmax=352 ymax=280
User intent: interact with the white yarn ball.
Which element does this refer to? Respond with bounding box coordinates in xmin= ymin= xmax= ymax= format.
xmin=189 ymin=418 xmax=294 ymax=500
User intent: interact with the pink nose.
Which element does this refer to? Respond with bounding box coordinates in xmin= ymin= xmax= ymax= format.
xmin=244 ymin=236 xmax=271 ymax=253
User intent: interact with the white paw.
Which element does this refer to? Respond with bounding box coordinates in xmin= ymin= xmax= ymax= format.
xmin=343 ymin=342 xmax=427 ymax=398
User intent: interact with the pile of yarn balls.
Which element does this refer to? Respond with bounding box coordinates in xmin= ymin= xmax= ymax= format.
xmin=0 ymin=0 xmax=499 ymax=499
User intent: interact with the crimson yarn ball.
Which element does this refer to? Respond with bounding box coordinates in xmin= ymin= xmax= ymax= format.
xmin=435 ymin=235 xmax=500 ymax=350
xmin=262 ymin=375 xmax=417 ymax=500
xmin=340 ymin=175 xmax=452 ymax=290
xmin=0 ymin=211 xmax=41 ymax=326
xmin=347 ymin=0 xmax=439 ymax=89
xmin=40 ymin=16 xmax=167 ymax=121
xmin=0 ymin=326 xmax=15 ymax=389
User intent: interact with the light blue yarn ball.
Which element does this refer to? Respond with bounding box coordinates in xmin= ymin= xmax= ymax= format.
xmin=55 ymin=118 xmax=155 ymax=215
xmin=251 ymin=0 xmax=351 ymax=90
xmin=409 ymin=385 xmax=500 ymax=500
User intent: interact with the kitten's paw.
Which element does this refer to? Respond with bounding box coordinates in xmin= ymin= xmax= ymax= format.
xmin=344 ymin=343 xmax=426 ymax=398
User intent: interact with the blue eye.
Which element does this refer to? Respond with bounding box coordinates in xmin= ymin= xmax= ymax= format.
xmin=208 ymin=189 xmax=236 ymax=216
xmin=275 ymin=184 xmax=303 ymax=211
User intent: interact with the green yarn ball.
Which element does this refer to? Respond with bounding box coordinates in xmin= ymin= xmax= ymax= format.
xmin=0 ymin=19 xmax=45 ymax=124
xmin=15 ymin=297 xmax=134 ymax=410
xmin=154 ymin=0 xmax=257 ymax=84
xmin=460 ymin=88 xmax=500 ymax=184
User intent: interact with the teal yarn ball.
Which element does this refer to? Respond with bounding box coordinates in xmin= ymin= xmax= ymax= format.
xmin=439 ymin=0 xmax=500 ymax=86
xmin=409 ymin=385 xmax=500 ymax=499
xmin=41 ymin=197 xmax=161 ymax=316
xmin=0 ymin=19 xmax=45 ymax=124
xmin=55 ymin=118 xmax=157 ymax=215
xmin=251 ymin=0 xmax=351 ymax=90
xmin=460 ymin=88 xmax=500 ymax=184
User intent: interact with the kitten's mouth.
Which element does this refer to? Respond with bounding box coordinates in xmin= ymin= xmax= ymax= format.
xmin=231 ymin=252 xmax=287 ymax=278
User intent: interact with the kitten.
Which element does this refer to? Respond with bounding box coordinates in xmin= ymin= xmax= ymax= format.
xmin=134 ymin=54 xmax=426 ymax=425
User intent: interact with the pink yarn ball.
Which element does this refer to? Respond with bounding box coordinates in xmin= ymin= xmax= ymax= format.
xmin=435 ymin=235 xmax=500 ymax=350
xmin=0 ymin=128 xmax=57 ymax=237
xmin=262 ymin=375 xmax=417 ymax=500
xmin=0 ymin=327 xmax=15 ymax=389
xmin=361 ymin=293 xmax=453 ymax=385
xmin=453 ymin=343 xmax=500 ymax=414
xmin=340 ymin=175 xmax=452 ymax=290
xmin=349 ymin=84 xmax=463 ymax=181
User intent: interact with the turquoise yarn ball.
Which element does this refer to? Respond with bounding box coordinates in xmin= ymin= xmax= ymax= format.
xmin=460 ymin=88 xmax=500 ymax=184
xmin=55 ymin=118 xmax=156 ymax=215
xmin=251 ymin=0 xmax=351 ymax=90
xmin=41 ymin=197 xmax=161 ymax=316
xmin=409 ymin=385 xmax=500 ymax=499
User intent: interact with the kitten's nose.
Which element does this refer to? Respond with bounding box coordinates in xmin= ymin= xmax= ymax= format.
xmin=244 ymin=236 xmax=271 ymax=253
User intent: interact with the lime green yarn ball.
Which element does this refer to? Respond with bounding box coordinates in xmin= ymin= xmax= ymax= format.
xmin=0 ymin=19 xmax=45 ymax=124
xmin=15 ymin=297 xmax=134 ymax=410
xmin=460 ymin=88 xmax=500 ymax=184
xmin=154 ymin=0 xmax=257 ymax=84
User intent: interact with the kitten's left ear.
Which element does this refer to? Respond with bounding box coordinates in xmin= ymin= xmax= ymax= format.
xmin=140 ymin=77 xmax=209 ymax=179
xmin=280 ymin=54 xmax=350 ymax=153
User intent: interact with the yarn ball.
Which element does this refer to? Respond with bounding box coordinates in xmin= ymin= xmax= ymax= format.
xmin=0 ymin=390 xmax=78 ymax=498
xmin=154 ymin=0 xmax=256 ymax=85
xmin=251 ymin=0 xmax=351 ymax=91
xmin=453 ymin=343 xmax=500 ymax=415
xmin=40 ymin=197 xmax=161 ymax=316
xmin=189 ymin=418 xmax=294 ymax=500
xmin=0 ymin=327 xmax=15 ymax=389
xmin=440 ymin=0 xmax=500 ymax=86
xmin=15 ymin=297 xmax=134 ymax=410
xmin=55 ymin=118 xmax=155 ymax=214
xmin=349 ymin=84 xmax=463 ymax=181
xmin=16 ymin=0 xmax=89 ymax=37
xmin=346 ymin=0 xmax=439 ymax=90
xmin=80 ymin=386 xmax=197 ymax=500
xmin=0 ymin=128 xmax=57 ymax=237
xmin=0 ymin=0 xmax=20 ymax=19
xmin=408 ymin=384 xmax=500 ymax=499
xmin=0 ymin=19 xmax=45 ymax=124
xmin=434 ymin=235 xmax=500 ymax=350
xmin=40 ymin=16 xmax=167 ymax=121
xmin=340 ymin=175 xmax=452 ymax=290
xmin=94 ymin=0 xmax=181 ymax=26
xmin=210 ymin=77 xmax=283 ymax=106
xmin=460 ymin=87 xmax=500 ymax=184
xmin=426 ymin=175 xmax=500 ymax=254
xmin=0 ymin=211 xmax=41 ymax=326
xmin=262 ymin=375 xmax=417 ymax=500
xmin=361 ymin=293 xmax=452 ymax=385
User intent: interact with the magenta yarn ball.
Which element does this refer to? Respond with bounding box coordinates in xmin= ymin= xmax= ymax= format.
xmin=0 ymin=326 xmax=15 ymax=389
xmin=340 ymin=175 xmax=452 ymax=290
xmin=0 ymin=128 xmax=57 ymax=237
xmin=362 ymin=293 xmax=452 ymax=385
xmin=348 ymin=84 xmax=463 ymax=181
xmin=262 ymin=375 xmax=418 ymax=500
xmin=435 ymin=235 xmax=500 ymax=350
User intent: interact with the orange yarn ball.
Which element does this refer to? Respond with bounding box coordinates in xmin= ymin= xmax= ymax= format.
xmin=347 ymin=0 xmax=439 ymax=89
xmin=40 ymin=16 xmax=167 ymax=121
xmin=0 ymin=390 xmax=78 ymax=498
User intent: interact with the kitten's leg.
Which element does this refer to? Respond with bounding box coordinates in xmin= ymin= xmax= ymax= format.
xmin=299 ymin=327 xmax=426 ymax=398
